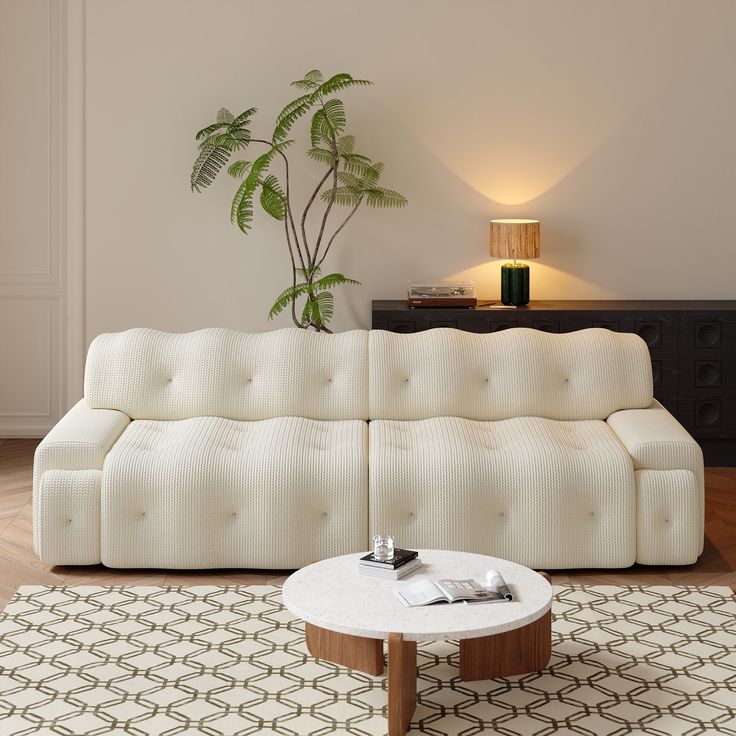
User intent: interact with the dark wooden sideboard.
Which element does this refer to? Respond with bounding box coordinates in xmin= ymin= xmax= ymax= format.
xmin=372 ymin=300 xmax=736 ymax=467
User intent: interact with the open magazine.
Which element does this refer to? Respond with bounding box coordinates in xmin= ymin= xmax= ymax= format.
xmin=392 ymin=570 xmax=513 ymax=607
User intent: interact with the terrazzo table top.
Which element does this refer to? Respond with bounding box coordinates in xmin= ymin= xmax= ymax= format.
xmin=282 ymin=549 xmax=552 ymax=641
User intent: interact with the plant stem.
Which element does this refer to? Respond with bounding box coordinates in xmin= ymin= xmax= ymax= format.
xmin=311 ymin=134 xmax=339 ymax=266
xmin=251 ymin=138 xmax=307 ymax=271
xmin=282 ymin=214 xmax=301 ymax=327
xmin=315 ymin=195 xmax=364 ymax=270
xmin=301 ymin=165 xmax=335 ymax=268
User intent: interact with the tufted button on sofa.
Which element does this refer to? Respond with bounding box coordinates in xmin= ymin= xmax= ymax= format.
xmin=33 ymin=327 xmax=703 ymax=569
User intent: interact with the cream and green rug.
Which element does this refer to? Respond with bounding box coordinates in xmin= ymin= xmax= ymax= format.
xmin=0 ymin=585 xmax=734 ymax=735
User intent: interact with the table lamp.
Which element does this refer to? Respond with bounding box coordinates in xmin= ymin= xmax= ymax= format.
xmin=490 ymin=219 xmax=540 ymax=306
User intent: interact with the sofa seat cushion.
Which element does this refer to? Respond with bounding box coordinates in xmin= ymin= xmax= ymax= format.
xmin=101 ymin=416 xmax=368 ymax=569
xmin=369 ymin=416 xmax=636 ymax=569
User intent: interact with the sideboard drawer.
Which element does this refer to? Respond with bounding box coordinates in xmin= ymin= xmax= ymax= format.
xmin=678 ymin=398 xmax=736 ymax=437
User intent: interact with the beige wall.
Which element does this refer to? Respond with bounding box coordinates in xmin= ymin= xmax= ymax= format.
xmin=85 ymin=0 xmax=736 ymax=339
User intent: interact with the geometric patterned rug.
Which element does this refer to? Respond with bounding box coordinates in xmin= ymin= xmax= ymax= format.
xmin=0 ymin=585 xmax=734 ymax=735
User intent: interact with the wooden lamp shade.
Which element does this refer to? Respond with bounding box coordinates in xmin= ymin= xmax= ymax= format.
xmin=490 ymin=219 xmax=540 ymax=261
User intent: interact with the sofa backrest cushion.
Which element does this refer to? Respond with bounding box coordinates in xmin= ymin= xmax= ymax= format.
xmin=85 ymin=328 xmax=369 ymax=421
xmin=369 ymin=327 xmax=653 ymax=421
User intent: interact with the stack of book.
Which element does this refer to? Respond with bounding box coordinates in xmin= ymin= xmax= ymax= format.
xmin=358 ymin=548 xmax=422 ymax=580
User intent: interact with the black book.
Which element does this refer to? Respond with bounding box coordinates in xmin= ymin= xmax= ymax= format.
xmin=359 ymin=548 xmax=419 ymax=570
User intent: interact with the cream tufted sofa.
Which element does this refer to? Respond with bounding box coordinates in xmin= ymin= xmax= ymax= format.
xmin=33 ymin=327 xmax=703 ymax=570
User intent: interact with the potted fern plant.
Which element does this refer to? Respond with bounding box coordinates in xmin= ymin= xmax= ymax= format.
xmin=190 ymin=69 xmax=407 ymax=332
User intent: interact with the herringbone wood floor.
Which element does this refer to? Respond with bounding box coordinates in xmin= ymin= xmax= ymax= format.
xmin=1 ymin=438 xmax=734 ymax=608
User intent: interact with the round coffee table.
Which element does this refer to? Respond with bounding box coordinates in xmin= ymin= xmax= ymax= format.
xmin=282 ymin=550 xmax=553 ymax=736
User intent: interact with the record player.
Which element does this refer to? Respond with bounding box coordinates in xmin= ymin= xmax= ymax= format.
xmin=407 ymin=281 xmax=477 ymax=308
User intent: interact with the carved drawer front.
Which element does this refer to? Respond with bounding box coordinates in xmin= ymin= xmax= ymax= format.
xmin=592 ymin=319 xmax=620 ymax=331
xmin=622 ymin=314 xmax=677 ymax=352
xmin=472 ymin=316 xmax=518 ymax=333
xmin=388 ymin=319 xmax=418 ymax=333
xmin=695 ymin=360 xmax=722 ymax=388
xmin=694 ymin=321 xmax=722 ymax=349
xmin=636 ymin=321 xmax=664 ymax=348
xmin=678 ymin=398 xmax=736 ymax=437
xmin=618 ymin=314 xmax=678 ymax=397
xmin=533 ymin=320 xmax=560 ymax=333
xmin=680 ymin=313 xmax=736 ymax=352
xmin=386 ymin=312 xmax=475 ymax=333
xmin=426 ymin=314 xmax=474 ymax=331
xmin=678 ymin=312 xmax=736 ymax=399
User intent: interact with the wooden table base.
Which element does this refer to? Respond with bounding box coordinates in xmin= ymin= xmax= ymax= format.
xmin=388 ymin=633 xmax=417 ymax=736
xmin=458 ymin=609 xmax=552 ymax=681
xmin=305 ymin=609 xmax=551 ymax=736
xmin=305 ymin=622 xmax=384 ymax=676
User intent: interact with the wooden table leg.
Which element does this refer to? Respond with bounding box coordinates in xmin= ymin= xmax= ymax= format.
xmin=459 ymin=609 xmax=552 ymax=680
xmin=388 ymin=632 xmax=417 ymax=736
xmin=305 ymin=622 xmax=384 ymax=676
xmin=459 ymin=570 xmax=552 ymax=681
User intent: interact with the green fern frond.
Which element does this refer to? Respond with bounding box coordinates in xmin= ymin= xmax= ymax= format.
xmin=296 ymin=265 xmax=321 ymax=280
xmin=231 ymin=107 xmax=257 ymax=128
xmin=310 ymin=99 xmax=346 ymax=147
xmin=291 ymin=79 xmax=318 ymax=91
xmin=362 ymin=162 xmax=384 ymax=186
xmin=230 ymin=177 xmax=255 ymax=232
xmin=304 ymin=69 xmax=324 ymax=84
xmin=315 ymin=291 xmax=334 ymax=323
xmin=310 ymin=110 xmax=329 ymax=148
xmin=365 ymin=187 xmax=408 ymax=208
xmin=321 ymin=98 xmax=346 ymax=135
xmin=290 ymin=70 xmax=323 ymax=92
xmin=260 ymin=175 xmax=286 ymax=221
xmin=340 ymin=153 xmax=372 ymax=174
xmin=268 ymin=282 xmax=311 ymax=320
xmin=335 ymin=135 xmax=355 ymax=155
xmin=191 ymin=144 xmax=231 ymax=192
xmin=307 ymin=147 xmax=334 ymax=166
xmin=300 ymin=297 xmax=316 ymax=327
xmin=314 ymin=73 xmax=372 ymax=98
xmin=229 ymin=146 xmax=283 ymax=232
xmin=195 ymin=121 xmax=229 ymax=141
xmin=227 ymin=160 xmax=251 ymax=179
xmin=312 ymin=272 xmax=361 ymax=291
xmin=273 ymin=93 xmax=314 ymax=143
xmin=305 ymin=290 xmax=334 ymax=326
xmin=216 ymin=108 xmax=235 ymax=124
xmin=199 ymin=129 xmax=249 ymax=152
xmin=337 ymin=171 xmax=360 ymax=188
xmin=320 ymin=187 xmax=360 ymax=206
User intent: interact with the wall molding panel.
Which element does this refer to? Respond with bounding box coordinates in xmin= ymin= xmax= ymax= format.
xmin=0 ymin=0 xmax=83 ymax=436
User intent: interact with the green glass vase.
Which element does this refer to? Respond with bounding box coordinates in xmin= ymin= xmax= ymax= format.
xmin=501 ymin=262 xmax=530 ymax=306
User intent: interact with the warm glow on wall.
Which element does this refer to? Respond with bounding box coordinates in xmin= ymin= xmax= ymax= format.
xmin=400 ymin=99 xmax=629 ymax=205
xmin=426 ymin=142 xmax=616 ymax=206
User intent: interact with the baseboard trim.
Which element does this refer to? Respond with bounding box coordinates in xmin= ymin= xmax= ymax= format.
xmin=0 ymin=426 xmax=49 ymax=438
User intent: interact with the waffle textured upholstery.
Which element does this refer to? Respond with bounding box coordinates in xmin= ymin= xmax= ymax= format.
xmin=102 ymin=416 xmax=367 ymax=569
xmin=369 ymin=417 xmax=636 ymax=569
xmin=33 ymin=327 xmax=703 ymax=569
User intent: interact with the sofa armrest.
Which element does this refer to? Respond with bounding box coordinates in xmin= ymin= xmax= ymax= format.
xmin=607 ymin=399 xmax=704 ymax=551
xmin=33 ymin=398 xmax=130 ymax=491
xmin=33 ymin=399 xmax=130 ymax=557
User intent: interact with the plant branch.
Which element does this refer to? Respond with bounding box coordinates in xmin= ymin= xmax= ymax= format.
xmin=251 ymin=138 xmax=307 ymax=271
xmin=301 ymin=165 xmax=335 ymax=268
xmin=282 ymin=216 xmax=301 ymax=327
xmin=315 ymin=195 xmax=364 ymax=270
xmin=311 ymin=133 xmax=339 ymax=266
